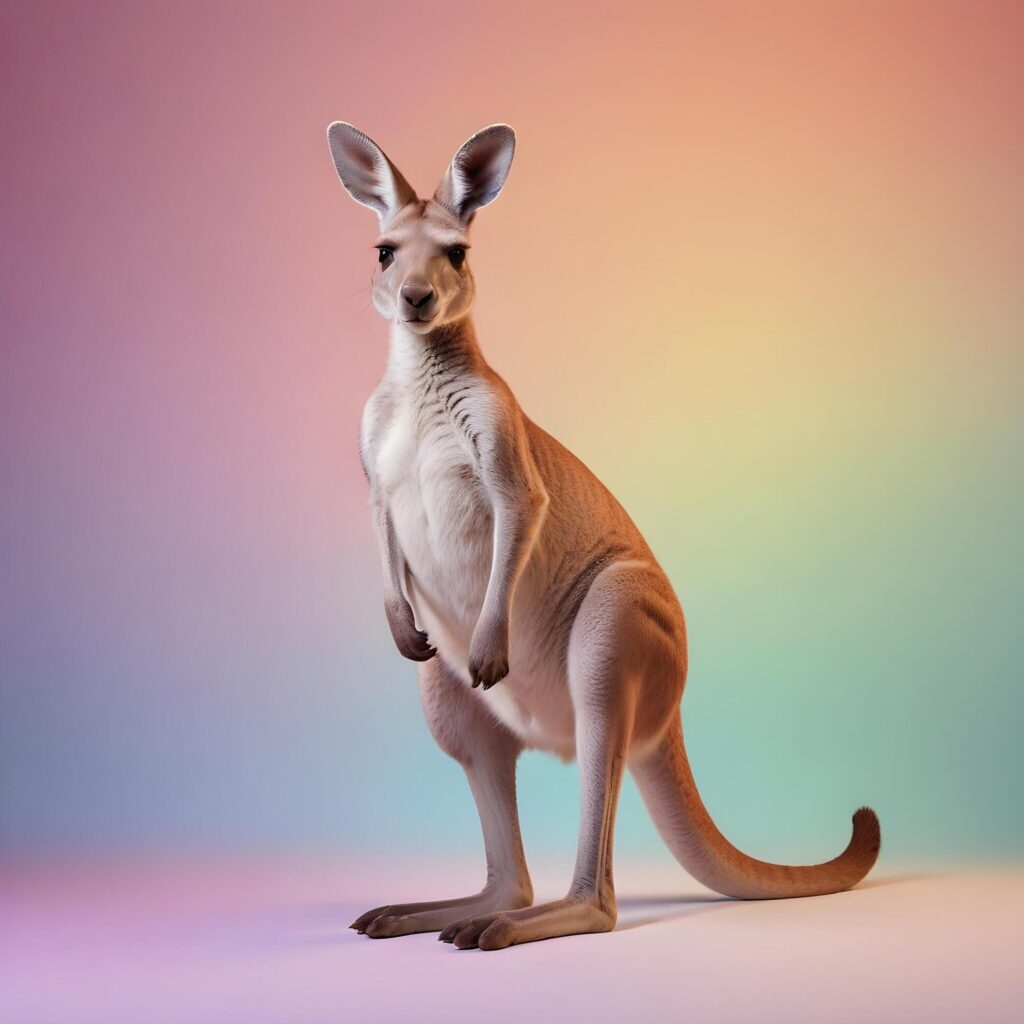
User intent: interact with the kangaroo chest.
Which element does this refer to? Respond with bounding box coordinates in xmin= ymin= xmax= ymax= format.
xmin=373 ymin=390 xmax=493 ymax=633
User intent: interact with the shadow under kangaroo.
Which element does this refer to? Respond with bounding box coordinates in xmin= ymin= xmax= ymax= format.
xmin=326 ymin=121 xmax=882 ymax=951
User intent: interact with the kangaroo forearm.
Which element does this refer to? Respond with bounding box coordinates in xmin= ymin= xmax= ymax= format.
xmin=468 ymin=491 xmax=546 ymax=689
xmin=479 ymin=492 xmax=547 ymax=627
xmin=371 ymin=498 xmax=435 ymax=661
xmin=371 ymin=500 xmax=406 ymax=603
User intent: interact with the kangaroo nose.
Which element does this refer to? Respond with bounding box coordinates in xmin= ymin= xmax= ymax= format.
xmin=401 ymin=282 xmax=435 ymax=309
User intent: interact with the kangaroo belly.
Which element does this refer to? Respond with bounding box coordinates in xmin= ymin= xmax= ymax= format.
xmin=379 ymin=411 xmax=492 ymax=647
xmin=395 ymin=480 xmax=492 ymax=647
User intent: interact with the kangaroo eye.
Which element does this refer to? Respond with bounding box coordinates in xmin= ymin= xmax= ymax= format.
xmin=377 ymin=247 xmax=394 ymax=269
xmin=447 ymin=246 xmax=466 ymax=269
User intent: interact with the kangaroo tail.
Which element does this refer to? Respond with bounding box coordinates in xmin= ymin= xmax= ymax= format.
xmin=631 ymin=711 xmax=880 ymax=899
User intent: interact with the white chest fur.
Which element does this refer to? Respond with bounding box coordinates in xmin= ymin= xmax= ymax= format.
xmin=371 ymin=390 xmax=494 ymax=646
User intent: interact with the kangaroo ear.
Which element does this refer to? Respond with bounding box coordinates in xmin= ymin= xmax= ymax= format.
xmin=433 ymin=124 xmax=516 ymax=225
xmin=327 ymin=122 xmax=417 ymax=222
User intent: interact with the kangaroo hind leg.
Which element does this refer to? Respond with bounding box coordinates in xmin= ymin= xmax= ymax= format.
xmin=352 ymin=656 xmax=533 ymax=938
xmin=440 ymin=560 xmax=676 ymax=950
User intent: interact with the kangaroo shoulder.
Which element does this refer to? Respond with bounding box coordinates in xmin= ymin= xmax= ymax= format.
xmin=359 ymin=383 xmax=399 ymax=484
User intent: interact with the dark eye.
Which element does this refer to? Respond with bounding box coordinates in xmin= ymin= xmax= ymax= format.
xmin=447 ymin=246 xmax=466 ymax=269
xmin=377 ymin=246 xmax=394 ymax=269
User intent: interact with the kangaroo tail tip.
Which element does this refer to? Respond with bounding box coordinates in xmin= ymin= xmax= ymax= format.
xmin=851 ymin=805 xmax=882 ymax=866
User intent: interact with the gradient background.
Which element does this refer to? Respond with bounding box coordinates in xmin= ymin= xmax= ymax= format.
xmin=2 ymin=0 xmax=1023 ymax=883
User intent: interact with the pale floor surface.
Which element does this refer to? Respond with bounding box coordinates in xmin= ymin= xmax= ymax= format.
xmin=2 ymin=857 xmax=1021 ymax=1024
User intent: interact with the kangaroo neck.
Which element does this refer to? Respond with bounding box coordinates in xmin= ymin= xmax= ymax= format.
xmin=386 ymin=316 xmax=487 ymax=391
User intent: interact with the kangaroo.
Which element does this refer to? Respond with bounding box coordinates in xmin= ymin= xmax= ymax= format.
xmin=327 ymin=121 xmax=881 ymax=951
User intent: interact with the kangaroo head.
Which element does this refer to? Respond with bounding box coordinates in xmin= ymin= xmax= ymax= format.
xmin=327 ymin=122 xmax=515 ymax=334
